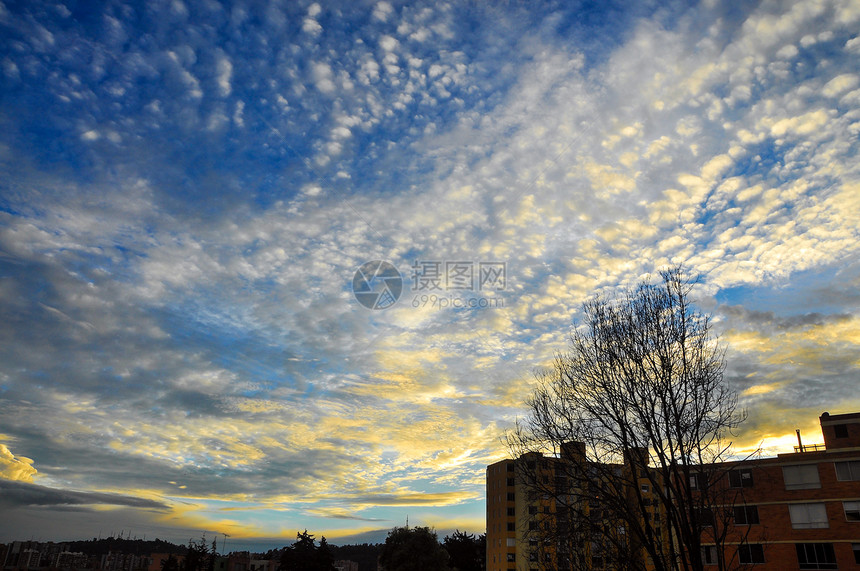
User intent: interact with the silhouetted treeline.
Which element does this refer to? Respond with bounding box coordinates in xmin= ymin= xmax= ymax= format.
xmin=329 ymin=543 xmax=381 ymax=571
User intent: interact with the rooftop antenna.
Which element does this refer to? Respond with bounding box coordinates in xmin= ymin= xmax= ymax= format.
xmin=797 ymin=429 xmax=803 ymax=451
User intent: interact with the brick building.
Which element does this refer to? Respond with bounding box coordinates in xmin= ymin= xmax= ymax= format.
xmin=487 ymin=411 xmax=860 ymax=570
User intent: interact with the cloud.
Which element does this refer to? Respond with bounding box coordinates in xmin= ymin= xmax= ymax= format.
xmin=0 ymin=479 xmax=168 ymax=510
xmin=0 ymin=444 xmax=37 ymax=482
xmin=0 ymin=0 xmax=858 ymax=542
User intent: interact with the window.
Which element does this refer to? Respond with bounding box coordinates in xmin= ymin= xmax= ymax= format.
xmin=528 ymin=505 xmax=537 ymax=515
xmin=689 ymin=473 xmax=705 ymax=490
xmin=506 ymin=538 xmax=516 ymax=547
xmin=853 ymin=543 xmax=860 ymax=565
xmin=507 ymin=553 xmax=516 ymax=562
xmin=729 ymin=468 xmax=754 ymax=488
xmin=507 ymin=507 xmax=516 ymax=516
xmin=835 ymin=460 xmax=860 ymax=481
xmin=507 ymin=492 xmax=515 ymax=501
xmin=701 ymin=546 xmax=717 ymax=565
xmin=507 ymin=477 xmax=515 ymax=486
xmin=507 ymin=522 xmax=515 ymax=531
xmin=789 ymin=503 xmax=829 ymax=529
xmin=734 ymin=505 xmax=760 ymax=525
xmin=641 ymin=483 xmax=650 ymax=493
xmin=844 ymin=501 xmax=860 ymax=521
xmin=738 ymin=544 xmax=765 ymax=565
xmin=694 ymin=508 xmax=715 ymax=527
xmin=795 ymin=543 xmax=837 ymax=570
xmin=835 ymin=424 xmax=849 ymax=438
xmin=783 ymin=464 xmax=821 ymax=489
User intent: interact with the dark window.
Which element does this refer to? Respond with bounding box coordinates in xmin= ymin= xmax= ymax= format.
xmin=835 ymin=424 xmax=849 ymax=438
xmin=738 ymin=544 xmax=765 ymax=565
xmin=796 ymin=543 xmax=837 ymax=569
xmin=689 ymin=473 xmax=704 ymax=490
xmin=729 ymin=468 xmax=754 ymax=488
xmin=507 ymin=478 xmax=515 ymax=486
xmin=844 ymin=501 xmax=860 ymax=521
xmin=507 ymin=522 xmax=515 ymax=531
xmin=507 ymin=492 xmax=515 ymax=501
xmin=835 ymin=460 xmax=860 ymax=481
xmin=528 ymin=506 xmax=537 ymax=515
xmin=694 ymin=508 xmax=715 ymax=527
xmin=507 ymin=463 xmax=514 ymax=472
xmin=734 ymin=505 xmax=760 ymax=525
xmin=702 ymin=546 xmax=717 ymax=565
xmin=853 ymin=543 xmax=860 ymax=564
xmin=507 ymin=507 xmax=515 ymax=516
xmin=506 ymin=553 xmax=515 ymax=562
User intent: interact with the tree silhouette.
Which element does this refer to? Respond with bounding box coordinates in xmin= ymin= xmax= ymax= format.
xmin=443 ymin=530 xmax=484 ymax=571
xmin=378 ymin=526 xmax=450 ymax=571
xmin=508 ymin=266 xmax=752 ymax=571
xmin=279 ymin=530 xmax=335 ymax=571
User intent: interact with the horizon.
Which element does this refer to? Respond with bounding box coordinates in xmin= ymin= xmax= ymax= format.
xmin=2 ymin=0 xmax=860 ymax=548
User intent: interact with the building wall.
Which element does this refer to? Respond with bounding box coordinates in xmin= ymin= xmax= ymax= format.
xmin=486 ymin=459 xmax=516 ymax=571
xmin=488 ymin=411 xmax=860 ymax=571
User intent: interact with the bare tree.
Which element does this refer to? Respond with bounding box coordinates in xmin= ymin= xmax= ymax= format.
xmin=507 ymin=266 xmax=752 ymax=571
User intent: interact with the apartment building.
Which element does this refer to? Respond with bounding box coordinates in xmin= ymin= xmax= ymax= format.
xmin=487 ymin=411 xmax=860 ymax=571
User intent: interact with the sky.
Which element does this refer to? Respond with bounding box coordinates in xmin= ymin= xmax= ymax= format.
xmin=1 ymin=0 xmax=859 ymax=550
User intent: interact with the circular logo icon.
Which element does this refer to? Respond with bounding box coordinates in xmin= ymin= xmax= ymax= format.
xmin=352 ymin=260 xmax=403 ymax=310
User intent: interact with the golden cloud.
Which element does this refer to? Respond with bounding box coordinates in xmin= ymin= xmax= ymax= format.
xmin=0 ymin=443 xmax=37 ymax=483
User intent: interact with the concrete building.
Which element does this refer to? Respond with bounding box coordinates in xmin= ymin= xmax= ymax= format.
xmin=487 ymin=411 xmax=860 ymax=570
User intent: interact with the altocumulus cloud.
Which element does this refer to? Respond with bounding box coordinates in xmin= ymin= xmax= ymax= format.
xmin=0 ymin=0 xmax=859 ymax=544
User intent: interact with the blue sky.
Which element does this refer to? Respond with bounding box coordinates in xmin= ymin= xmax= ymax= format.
xmin=1 ymin=0 xmax=860 ymax=548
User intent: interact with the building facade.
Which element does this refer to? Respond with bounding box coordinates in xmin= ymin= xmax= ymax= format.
xmin=487 ymin=411 xmax=860 ymax=571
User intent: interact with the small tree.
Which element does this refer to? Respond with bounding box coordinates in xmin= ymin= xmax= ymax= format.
xmin=508 ymin=266 xmax=751 ymax=571
xmin=161 ymin=554 xmax=180 ymax=571
xmin=184 ymin=537 xmax=214 ymax=571
xmin=378 ymin=526 xmax=450 ymax=571
xmin=443 ymin=531 xmax=484 ymax=571
xmin=279 ymin=531 xmax=335 ymax=571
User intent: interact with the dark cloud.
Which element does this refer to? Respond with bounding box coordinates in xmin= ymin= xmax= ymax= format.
xmin=721 ymin=305 xmax=854 ymax=331
xmin=0 ymin=480 xmax=168 ymax=510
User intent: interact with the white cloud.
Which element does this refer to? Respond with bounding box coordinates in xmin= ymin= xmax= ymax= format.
xmin=373 ymin=1 xmax=394 ymax=22
xmin=0 ymin=444 xmax=37 ymax=482
xmin=216 ymin=53 xmax=233 ymax=96
xmin=311 ymin=61 xmax=336 ymax=93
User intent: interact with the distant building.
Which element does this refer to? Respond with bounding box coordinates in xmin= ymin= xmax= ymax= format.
xmin=248 ymin=558 xmax=275 ymax=571
xmin=146 ymin=553 xmax=184 ymax=571
xmin=487 ymin=411 xmax=860 ymax=570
